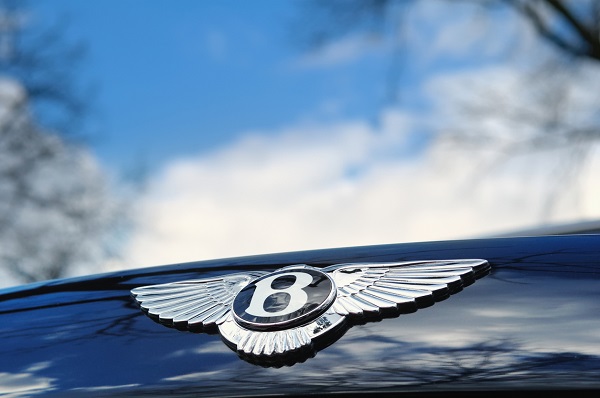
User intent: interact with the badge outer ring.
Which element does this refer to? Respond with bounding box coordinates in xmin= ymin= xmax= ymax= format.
xmin=232 ymin=265 xmax=338 ymax=331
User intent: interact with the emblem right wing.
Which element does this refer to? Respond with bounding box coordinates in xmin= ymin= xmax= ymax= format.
xmin=324 ymin=259 xmax=490 ymax=318
xmin=131 ymin=272 xmax=265 ymax=330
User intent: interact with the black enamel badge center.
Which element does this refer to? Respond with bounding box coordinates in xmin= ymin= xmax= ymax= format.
xmin=232 ymin=267 xmax=336 ymax=331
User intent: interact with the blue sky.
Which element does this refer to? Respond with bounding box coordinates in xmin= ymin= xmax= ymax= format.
xmin=20 ymin=1 xmax=600 ymax=274
xmin=34 ymin=0 xmax=401 ymax=172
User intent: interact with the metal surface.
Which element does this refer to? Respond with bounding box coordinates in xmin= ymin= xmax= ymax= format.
xmin=0 ymin=235 xmax=599 ymax=396
xmin=132 ymin=260 xmax=488 ymax=364
xmin=131 ymin=272 xmax=265 ymax=330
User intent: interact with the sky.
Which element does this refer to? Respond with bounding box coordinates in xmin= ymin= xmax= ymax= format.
xmin=15 ymin=1 xmax=600 ymax=275
xmin=34 ymin=0 xmax=394 ymax=172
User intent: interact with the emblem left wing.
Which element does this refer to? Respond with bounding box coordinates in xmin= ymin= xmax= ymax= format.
xmin=131 ymin=272 xmax=266 ymax=330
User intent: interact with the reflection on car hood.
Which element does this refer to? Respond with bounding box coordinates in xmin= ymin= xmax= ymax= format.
xmin=0 ymin=235 xmax=599 ymax=396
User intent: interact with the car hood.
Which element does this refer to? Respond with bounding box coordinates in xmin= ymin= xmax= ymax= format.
xmin=0 ymin=234 xmax=599 ymax=396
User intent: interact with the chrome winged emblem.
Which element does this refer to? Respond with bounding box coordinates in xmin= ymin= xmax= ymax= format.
xmin=132 ymin=259 xmax=489 ymax=364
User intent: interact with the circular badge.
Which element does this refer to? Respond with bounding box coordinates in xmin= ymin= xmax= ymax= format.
xmin=232 ymin=266 xmax=336 ymax=331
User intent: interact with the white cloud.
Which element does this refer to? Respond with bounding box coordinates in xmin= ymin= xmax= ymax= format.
xmin=108 ymin=66 xmax=600 ymax=270
xmin=409 ymin=1 xmax=532 ymax=62
xmin=293 ymin=1 xmax=542 ymax=71
xmin=294 ymin=34 xmax=384 ymax=68
xmin=0 ymin=362 xmax=55 ymax=397
xmin=0 ymin=77 xmax=25 ymax=122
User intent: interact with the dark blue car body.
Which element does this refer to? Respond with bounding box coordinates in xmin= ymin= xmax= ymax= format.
xmin=0 ymin=234 xmax=599 ymax=396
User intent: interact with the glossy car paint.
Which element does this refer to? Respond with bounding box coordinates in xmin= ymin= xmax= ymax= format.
xmin=0 ymin=235 xmax=599 ymax=396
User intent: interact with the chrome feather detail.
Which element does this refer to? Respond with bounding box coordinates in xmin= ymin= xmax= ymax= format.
xmin=219 ymin=311 xmax=345 ymax=357
xmin=131 ymin=272 xmax=266 ymax=329
xmin=325 ymin=259 xmax=489 ymax=318
xmin=131 ymin=259 xmax=490 ymax=364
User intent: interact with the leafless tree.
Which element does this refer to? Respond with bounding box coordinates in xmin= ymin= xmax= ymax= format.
xmin=511 ymin=0 xmax=600 ymax=61
xmin=299 ymin=0 xmax=600 ymax=67
xmin=0 ymin=1 xmax=122 ymax=284
xmin=297 ymin=0 xmax=600 ymax=217
xmin=0 ymin=0 xmax=89 ymax=136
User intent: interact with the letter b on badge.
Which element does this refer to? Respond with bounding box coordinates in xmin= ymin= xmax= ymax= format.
xmin=245 ymin=272 xmax=313 ymax=317
xmin=232 ymin=266 xmax=335 ymax=331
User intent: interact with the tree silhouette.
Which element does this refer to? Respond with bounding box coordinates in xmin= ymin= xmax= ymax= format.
xmin=0 ymin=0 xmax=122 ymax=284
xmin=297 ymin=0 xmax=600 ymax=217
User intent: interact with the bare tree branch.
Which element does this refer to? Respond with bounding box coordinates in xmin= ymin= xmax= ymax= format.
xmin=0 ymin=1 xmax=124 ymax=285
xmin=546 ymin=0 xmax=600 ymax=58
xmin=294 ymin=0 xmax=600 ymax=217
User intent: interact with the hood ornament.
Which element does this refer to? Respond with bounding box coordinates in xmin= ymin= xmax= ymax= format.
xmin=132 ymin=259 xmax=490 ymax=365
